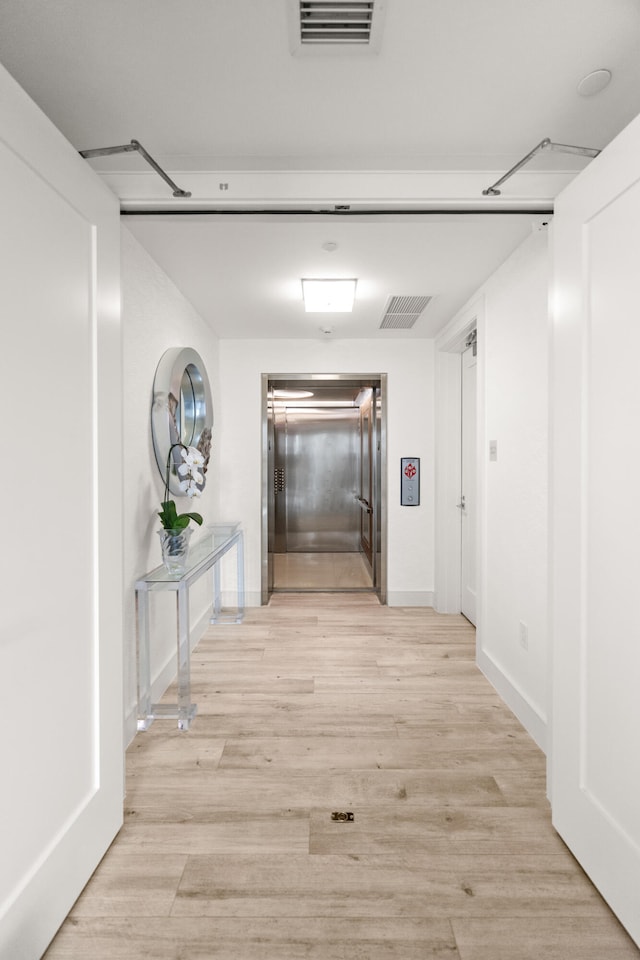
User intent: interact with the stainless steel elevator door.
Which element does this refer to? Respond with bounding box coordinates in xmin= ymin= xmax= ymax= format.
xmin=358 ymin=391 xmax=374 ymax=567
xmin=263 ymin=373 xmax=387 ymax=603
xmin=282 ymin=408 xmax=360 ymax=552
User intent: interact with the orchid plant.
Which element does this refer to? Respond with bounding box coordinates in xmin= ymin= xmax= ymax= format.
xmin=158 ymin=444 xmax=205 ymax=534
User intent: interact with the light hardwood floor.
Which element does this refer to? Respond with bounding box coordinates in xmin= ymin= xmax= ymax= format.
xmin=273 ymin=552 xmax=372 ymax=590
xmin=44 ymin=595 xmax=639 ymax=959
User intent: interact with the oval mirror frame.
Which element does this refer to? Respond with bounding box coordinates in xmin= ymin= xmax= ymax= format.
xmin=151 ymin=347 xmax=213 ymax=497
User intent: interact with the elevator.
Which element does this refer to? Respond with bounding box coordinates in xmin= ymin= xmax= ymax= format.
xmin=262 ymin=374 xmax=386 ymax=602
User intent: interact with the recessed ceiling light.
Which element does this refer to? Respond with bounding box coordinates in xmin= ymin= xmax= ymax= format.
xmin=577 ymin=69 xmax=612 ymax=97
xmin=301 ymin=278 xmax=357 ymax=313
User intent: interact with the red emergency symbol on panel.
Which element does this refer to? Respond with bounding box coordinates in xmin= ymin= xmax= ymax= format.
xmin=404 ymin=463 xmax=417 ymax=479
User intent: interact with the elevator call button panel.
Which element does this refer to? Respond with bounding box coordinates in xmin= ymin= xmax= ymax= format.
xmin=401 ymin=458 xmax=420 ymax=506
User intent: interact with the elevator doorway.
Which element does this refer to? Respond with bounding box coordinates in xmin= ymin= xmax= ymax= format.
xmin=262 ymin=374 xmax=386 ymax=602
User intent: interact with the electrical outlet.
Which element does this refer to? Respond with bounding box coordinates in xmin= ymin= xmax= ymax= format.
xmin=518 ymin=621 xmax=529 ymax=651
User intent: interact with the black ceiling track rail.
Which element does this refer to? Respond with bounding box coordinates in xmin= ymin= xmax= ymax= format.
xmin=120 ymin=207 xmax=553 ymax=217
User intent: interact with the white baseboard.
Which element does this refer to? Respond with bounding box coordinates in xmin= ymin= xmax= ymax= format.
xmin=432 ymin=590 xmax=462 ymax=615
xmin=386 ymin=590 xmax=434 ymax=607
xmin=477 ymin=647 xmax=548 ymax=753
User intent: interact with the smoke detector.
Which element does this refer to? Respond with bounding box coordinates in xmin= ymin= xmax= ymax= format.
xmin=287 ymin=1 xmax=387 ymax=55
xmin=577 ymin=68 xmax=612 ymax=97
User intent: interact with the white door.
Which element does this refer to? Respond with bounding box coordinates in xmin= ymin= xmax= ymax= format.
xmin=551 ymin=113 xmax=640 ymax=946
xmin=460 ymin=343 xmax=477 ymax=624
xmin=0 ymin=67 xmax=123 ymax=959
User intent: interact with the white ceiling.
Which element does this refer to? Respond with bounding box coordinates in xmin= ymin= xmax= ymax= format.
xmin=2 ymin=0 xmax=640 ymax=338
xmin=124 ymin=213 xmax=547 ymax=339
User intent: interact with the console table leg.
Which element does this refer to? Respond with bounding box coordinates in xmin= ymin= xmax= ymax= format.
xmin=136 ymin=587 xmax=154 ymax=731
xmin=213 ymin=559 xmax=222 ymax=620
xmin=209 ymin=532 xmax=244 ymax=624
xmin=236 ymin=533 xmax=245 ymax=622
xmin=176 ymin=584 xmax=197 ymax=731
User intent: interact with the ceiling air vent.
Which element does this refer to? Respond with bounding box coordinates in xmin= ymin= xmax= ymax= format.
xmin=379 ymin=296 xmax=432 ymax=330
xmin=288 ymin=1 xmax=386 ymax=53
xmin=299 ymin=2 xmax=374 ymax=44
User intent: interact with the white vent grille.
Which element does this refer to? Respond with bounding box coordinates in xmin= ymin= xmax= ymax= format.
xmin=380 ymin=295 xmax=432 ymax=329
xmin=299 ymin=2 xmax=375 ymax=44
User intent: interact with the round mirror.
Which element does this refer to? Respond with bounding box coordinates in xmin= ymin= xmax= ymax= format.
xmin=151 ymin=347 xmax=213 ymax=496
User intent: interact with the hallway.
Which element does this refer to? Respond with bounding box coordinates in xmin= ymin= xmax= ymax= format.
xmin=45 ymin=595 xmax=638 ymax=959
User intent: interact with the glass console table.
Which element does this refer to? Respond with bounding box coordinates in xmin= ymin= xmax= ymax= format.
xmin=135 ymin=522 xmax=244 ymax=732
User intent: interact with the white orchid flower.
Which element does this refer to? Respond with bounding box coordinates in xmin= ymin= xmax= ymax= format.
xmin=176 ymin=445 xmax=204 ymax=490
xmin=180 ymin=446 xmax=205 ymax=467
xmin=182 ymin=479 xmax=201 ymax=498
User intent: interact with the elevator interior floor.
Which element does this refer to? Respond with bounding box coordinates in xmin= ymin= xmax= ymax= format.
xmin=274 ymin=552 xmax=372 ymax=591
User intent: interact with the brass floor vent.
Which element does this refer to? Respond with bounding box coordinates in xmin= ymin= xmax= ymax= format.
xmin=380 ymin=295 xmax=432 ymax=330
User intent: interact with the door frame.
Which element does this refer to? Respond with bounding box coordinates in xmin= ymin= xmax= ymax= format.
xmin=261 ymin=372 xmax=387 ymax=604
xmin=434 ymin=299 xmax=484 ymax=616
xmin=460 ymin=339 xmax=478 ymax=624
xmin=358 ymin=388 xmax=374 ymax=570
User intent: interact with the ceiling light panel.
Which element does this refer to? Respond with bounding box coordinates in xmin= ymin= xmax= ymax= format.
xmin=380 ymin=295 xmax=432 ymax=329
xmin=302 ymin=278 xmax=357 ymax=312
xmin=272 ymin=389 xmax=315 ymax=399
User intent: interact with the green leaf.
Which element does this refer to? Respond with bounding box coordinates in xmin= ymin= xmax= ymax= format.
xmin=158 ymin=498 xmax=203 ymax=532
xmin=158 ymin=500 xmax=179 ymax=530
xmin=162 ymin=500 xmax=178 ymax=521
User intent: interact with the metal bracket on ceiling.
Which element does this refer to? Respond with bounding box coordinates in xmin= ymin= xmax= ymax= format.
xmin=79 ymin=138 xmax=192 ymax=198
xmin=482 ymin=137 xmax=601 ymax=197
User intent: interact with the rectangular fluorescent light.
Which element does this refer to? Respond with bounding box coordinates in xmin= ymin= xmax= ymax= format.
xmin=301 ymin=278 xmax=357 ymax=312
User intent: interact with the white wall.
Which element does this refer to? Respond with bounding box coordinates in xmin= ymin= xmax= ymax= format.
xmin=478 ymin=228 xmax=549 ymax=750
xmin=121 ymin=227 xmax=220 ymax=745
xmin=218 ymin=338 xmax=435 ymax=606
xmin=436 ymin=227 xmax=550 ymax=750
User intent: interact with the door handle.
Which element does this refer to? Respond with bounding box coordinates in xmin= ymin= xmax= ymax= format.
xmin=356 ymin=496 xmax=373 ymax=515
xmin=457 ymin=495 xmax=466 ymax=510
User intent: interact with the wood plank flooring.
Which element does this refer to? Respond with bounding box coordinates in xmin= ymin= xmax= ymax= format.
xmin=44 ymin=594 xmax=640 ymax=959
xmin=273 ymin=552 xmax=372 ymax=590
